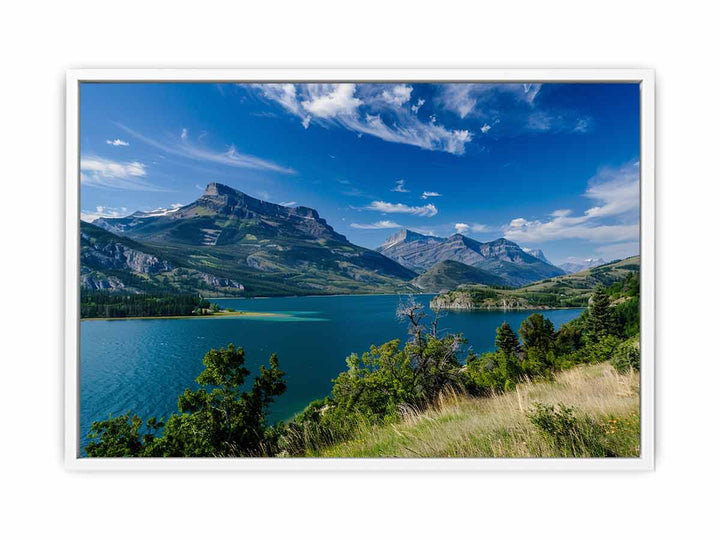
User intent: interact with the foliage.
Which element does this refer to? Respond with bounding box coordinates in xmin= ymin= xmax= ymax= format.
xmin=85 ymin=344 xmax=286 ymax=457
xmin=279 ymin=299 xmax=468 ymax=455
xmin=85 ymin=414 xmax=163 ymax=457
xmin=431 ymin=256 xmax=640 ymax=310
xmin=611 ymin=337 xmax=640 ymax=373
xmin=527 ymin=403 xmax=613 ymax=457
xmin=80 ymin=292 xmax=214 ymax=319
xmin=495 ymin=322 xmax=519 ymax=357
xmin=586 ymin=285 xmax=614 ymax=341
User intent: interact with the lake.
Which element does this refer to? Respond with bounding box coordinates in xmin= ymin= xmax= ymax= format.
xmin=79 ymin=294 xmax=582 ymax=450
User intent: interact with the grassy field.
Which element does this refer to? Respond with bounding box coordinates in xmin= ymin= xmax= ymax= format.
xmin=313 ymin=363 xmax=640 ymax=458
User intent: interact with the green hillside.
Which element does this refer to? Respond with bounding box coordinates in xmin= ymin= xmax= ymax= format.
xmin=84 ymin=183 xmax=418 ymax=297
xmin=431 ymin=256 xmax=639 ymax=310
xmin=314 ymin=363 xmax=639 ymax=458
xmin=412 ymin=260 xmax=509 ymax=291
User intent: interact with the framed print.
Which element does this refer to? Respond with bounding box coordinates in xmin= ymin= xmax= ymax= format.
xmin=65 ymin=69 xmax=654 ymax=470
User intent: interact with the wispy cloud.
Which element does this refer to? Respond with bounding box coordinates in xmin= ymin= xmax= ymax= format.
xmin=80 ymin=156 xmax=165 ymax=191
xmin=350 ymin=220 xmax=402 ymax=229
xmin=366 ymin=200 xmax=438 ymax=217
xmin=439 ymin=83 xmax=590 ymax=135
xmin=105 ymin=139 xmax=129 ymax=147
xmin=117 ymin=124 xmax=296 ymax=175
xmin=250 ymin=83 xmax=473 ymax=155
xmin=422 ymin=191 xmax=441 ymax=199
xmin=279 ymin=201 xmax=298 ymax=207
xmin=441 ymin=83 xmax=541 ymax=120
xmin=392 ymin=179 xmax=410 ymax=193
xmin=503 ymin=161 xmax=639 ymax=244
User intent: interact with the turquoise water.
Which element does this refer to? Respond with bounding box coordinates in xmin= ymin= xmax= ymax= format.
xmin=79 ymin=294 xmax=582 ymax=451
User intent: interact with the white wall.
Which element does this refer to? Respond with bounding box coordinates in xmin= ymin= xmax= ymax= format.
xmin=1 ymin=1 xmax=717 ymax=537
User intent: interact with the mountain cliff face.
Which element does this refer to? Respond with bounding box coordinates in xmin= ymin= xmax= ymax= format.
xmin=522 ymin=247 xmax=552 ymax=265
xmin=378 ymin=230 xmax=564 ymax=286
xmin=80 ymin=222 xmax=244 ymax=294
xmin=88 ymin=183 xmax=416 ymax=296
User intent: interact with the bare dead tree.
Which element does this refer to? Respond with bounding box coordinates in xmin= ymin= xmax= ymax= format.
xmin=396 ymin=295 xmax=427 ymax=344
xmin=430 ymin=306 xmax=447 ymax=338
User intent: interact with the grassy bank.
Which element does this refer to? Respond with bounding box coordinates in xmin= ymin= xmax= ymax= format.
xmin=312 ymin=363 xmax=639 ymax=458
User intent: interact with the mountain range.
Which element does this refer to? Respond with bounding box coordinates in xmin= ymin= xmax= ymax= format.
xmin=558 ymin=257 xmax=607 ymax=274
xmin=84 ymin=183 xmax=416 ymax=296
xmin=83 ymin=182 xmax=586 ymax=296
xmin=377 ymin=229 xmax=565 ymax=286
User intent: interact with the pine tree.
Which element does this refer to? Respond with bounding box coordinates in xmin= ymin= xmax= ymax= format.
xmin=587 ymin=285 xmax=614 ymax=341
xmin=495 ymin=322 xmax=519 ymax=357
xmin=519 ymin=313 xmax=555 ymax=353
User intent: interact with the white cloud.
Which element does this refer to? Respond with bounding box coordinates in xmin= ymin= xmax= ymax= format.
xmin=117 ymin=124 xmax=296 ymax=175
xmin=350 ymin=220 xmax=402 ymax=229
xmin=381 ymin=84 xmax=413 ymax=107
xmin=250 ymin=83 xmax=473 ymax=155
xmin=441 ymin=83 xmax=542 ymax=119
xmin=392 ymin=179 xmax=410 ymax=193
xmin=301 ymin=84 xmax=362 ymax=119
xmin=503 ymin=161 xmax=640 ymax=244
xmin=527 ymin=112 xmax=553 ymax=131
xmin=421 ymin=191 xmax=441 ymax=199
xmin=480 ymin=124 xmax=491 ymax=134
xmin=80 ymin=156 xmax=164 ymax=191
xmin=256 ymin=84 xmax=304 ymax=116
xmin=279 ymin=201 xmax=298 ymax=207
xmin=411 ymin=98 xmax=425 ymax=113
xmin=105 ymin=139 xmax=129 ymax=147
xmin=367 ymin=200 xmax=438 ymax=217
xmin=81 ymin=157 xmax=146 ymax=178
xmin=455 ymin=222 xmax=488 ymax=234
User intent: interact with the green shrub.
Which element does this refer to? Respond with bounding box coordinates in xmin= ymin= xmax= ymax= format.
xmin=584 ymin=335 xmax=622 ymax=364
xmin=527 ymin=403 xmax=607 ymax=457
xmin=611 ymin=338 xmax=640 ymax=373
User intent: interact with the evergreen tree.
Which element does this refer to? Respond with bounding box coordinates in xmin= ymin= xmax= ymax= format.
xmin=587 ymin=286 xmax=614 ymax=341
xmin=495 ymin=322 xmax=519 ymax=357
xmin=519 ymin=313 xmax=555 ymax=353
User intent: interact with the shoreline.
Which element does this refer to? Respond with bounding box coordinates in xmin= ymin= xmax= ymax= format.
xmin=429 ymin=305 xmax=587 ymax=312
xmin=209 ymin=291 xmax=432 ymax=300
xmin=81 ymin=310 xmax=285 ymax=322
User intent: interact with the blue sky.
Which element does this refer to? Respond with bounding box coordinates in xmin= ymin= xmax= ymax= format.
xmin=79 ymin=82 xmax=640 ymax=265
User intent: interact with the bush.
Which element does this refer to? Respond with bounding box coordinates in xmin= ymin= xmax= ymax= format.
xmin=611 ymin=338 xmax=640 ymax=373
xmin=583 ymin=335 xmax=622 ymax=364
xmin=527 ymin=403 xmax=607 ymax=457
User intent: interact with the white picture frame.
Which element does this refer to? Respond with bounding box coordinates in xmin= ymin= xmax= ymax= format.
xmin=65 ymin=68 xmax=655 ymax=471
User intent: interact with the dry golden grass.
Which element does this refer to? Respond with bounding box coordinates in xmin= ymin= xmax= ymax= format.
xmin=317 ymin=363 xmax=640 ymax=458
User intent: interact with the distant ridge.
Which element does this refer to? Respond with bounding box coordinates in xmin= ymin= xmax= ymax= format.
xmin=377 ymin=229 xmax=565 ymax=286
xmin=559 ymin=257 xmax=607 ymax=274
